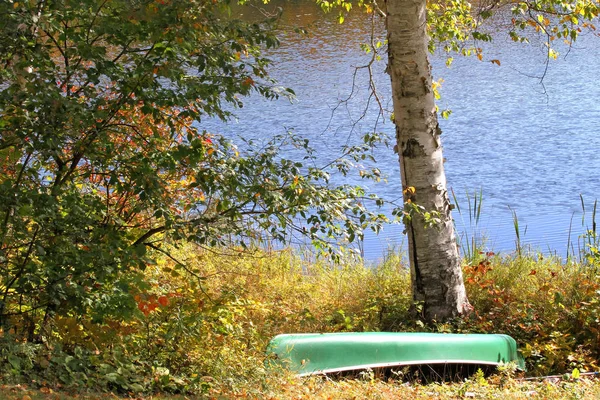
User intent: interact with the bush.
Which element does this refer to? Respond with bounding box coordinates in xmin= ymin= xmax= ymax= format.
xmin=3 ymin=246 xmax=600 ymax=395
xmin=461 ymin=253 xmax=600 ymax=375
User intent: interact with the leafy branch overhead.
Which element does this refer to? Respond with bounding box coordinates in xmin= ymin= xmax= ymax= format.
xmin=0 ymin=0 xmax=387 ymax=332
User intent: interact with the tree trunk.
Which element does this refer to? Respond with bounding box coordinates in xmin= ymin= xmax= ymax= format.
xmin=385 ymin=0 xmax=471 ymax=321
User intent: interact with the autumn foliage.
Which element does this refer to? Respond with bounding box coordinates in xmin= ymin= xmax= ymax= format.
xmin=0 ymin=0 xmax=386 ymax=349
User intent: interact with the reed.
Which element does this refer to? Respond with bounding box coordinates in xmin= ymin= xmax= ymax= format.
xmin=451 ymin=188 xmax=485 ymax=263
xmin=577 ymin=195 xmax=600 ymax=270
xmin=508 ymin=206 xmax=527 ymax=258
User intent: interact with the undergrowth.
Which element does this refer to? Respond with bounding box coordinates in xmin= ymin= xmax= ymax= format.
xmin=1 ymin=244 xmax=600 ymax=397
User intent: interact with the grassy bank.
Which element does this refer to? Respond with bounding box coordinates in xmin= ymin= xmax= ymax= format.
xmin=1 ymin=244 xmax=600 ymax=398
xmin=3 ymin=375 xmax=600 ymax=399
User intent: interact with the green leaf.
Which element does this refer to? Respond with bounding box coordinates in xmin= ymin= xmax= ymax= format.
xmin=8 ymin=355 xmax=21 ymax=370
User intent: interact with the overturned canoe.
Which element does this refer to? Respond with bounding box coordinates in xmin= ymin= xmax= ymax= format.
xmin=267 ymin=332 xmax=525 ymax=376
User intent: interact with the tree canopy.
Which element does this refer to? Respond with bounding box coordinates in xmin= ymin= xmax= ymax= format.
xmin=0 ymin=0 xmax=387 ymax=336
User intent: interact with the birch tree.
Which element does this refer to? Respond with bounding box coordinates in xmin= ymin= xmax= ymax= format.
xmin=379 ymin=0 xmax=598 ymax=321
xmin=384 ymin=0 xmax=471 ymax=321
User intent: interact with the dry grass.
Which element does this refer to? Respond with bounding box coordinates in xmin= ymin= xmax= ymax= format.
xmin=6 ymin=376 xmax=600 ymax=400
xmin=3 ymin=245 xmax=600 ymax=398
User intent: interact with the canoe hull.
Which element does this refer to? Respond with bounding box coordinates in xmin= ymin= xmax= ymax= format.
xmin=267 ymin=332 xmax=525 ymax=376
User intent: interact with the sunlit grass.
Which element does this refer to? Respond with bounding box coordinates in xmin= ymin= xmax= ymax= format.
xmin=5 ymin=374 xmax=600 ymax=400
xmin=3 ymin=242 xmax=600 ymax=398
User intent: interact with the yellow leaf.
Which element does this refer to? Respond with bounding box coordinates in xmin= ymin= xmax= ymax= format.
xmin=477 ymin=53 xmax=483 ymax=61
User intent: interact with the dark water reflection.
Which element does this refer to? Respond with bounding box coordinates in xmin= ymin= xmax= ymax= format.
xmin=207 ymin=2 xmax=600 ymax=260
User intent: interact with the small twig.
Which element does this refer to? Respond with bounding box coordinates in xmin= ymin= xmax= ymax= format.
xmin=517 ymin=371 xmax=600 ymax=381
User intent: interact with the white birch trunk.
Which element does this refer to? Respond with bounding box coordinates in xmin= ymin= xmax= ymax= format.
xmin=385 ymin=0 xmax=471 ymax=320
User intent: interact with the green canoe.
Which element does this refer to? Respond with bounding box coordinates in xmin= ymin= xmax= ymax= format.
xmin=267 ymin=332 xmax=525 ymax=376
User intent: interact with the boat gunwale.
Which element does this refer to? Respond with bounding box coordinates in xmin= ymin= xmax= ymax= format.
xmin=297 ymin=359 xmax=512 ymax=376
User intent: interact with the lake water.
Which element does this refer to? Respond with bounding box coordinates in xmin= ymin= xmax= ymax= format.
xmin=207 ymin=2 xmax=600 ymax=260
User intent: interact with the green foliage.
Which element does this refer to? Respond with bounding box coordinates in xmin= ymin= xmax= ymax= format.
xmin=425 ymin=0 xmax=600 ymax=63
xmin=427 ymin=0 xmax=478 ymax=54
xmin=509 ymin=0 xmax=600 ymax=50
xmin=0 ymin=0 xmax=387 ymax=342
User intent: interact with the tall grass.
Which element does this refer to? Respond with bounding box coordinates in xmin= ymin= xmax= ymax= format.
xmin=566 ymin=195 xmax=600 ymax=265
xmin=508 ymin=206 xmax=527 ymax=257
xmin=577 ymin=195 xmax=600 ymax=269
xmin=451 ymin=188 xmax=485 ymax=263
xmin=148 ymin=244 xmax=600 ymax=378
xmin=4 ymin=241 xmax=600 ymax=397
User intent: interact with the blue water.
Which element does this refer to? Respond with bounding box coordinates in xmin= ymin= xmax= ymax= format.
xmin=206 ymin=4 xmax=600 ymax=260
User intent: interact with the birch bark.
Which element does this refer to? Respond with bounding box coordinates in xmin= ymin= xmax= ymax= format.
xmin=385 ymin=0 xmax=471 ymax=320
